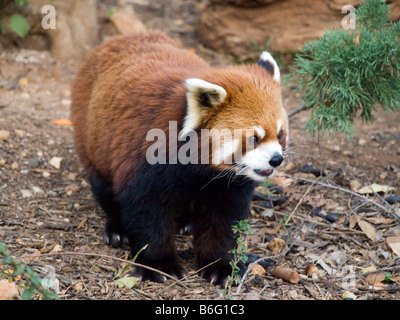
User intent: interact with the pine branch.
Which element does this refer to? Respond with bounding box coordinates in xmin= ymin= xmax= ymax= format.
xmin=286 ymin=0 xmax=400 ymax=137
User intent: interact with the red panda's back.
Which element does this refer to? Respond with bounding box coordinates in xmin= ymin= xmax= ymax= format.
xmin=71 ymin=31 xmax=210 ymax=189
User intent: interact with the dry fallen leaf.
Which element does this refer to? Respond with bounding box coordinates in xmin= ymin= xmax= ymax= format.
xmin=50 ymin=244 xmax=63 ymax=253
xmin=284 ymin=161 xmax=296 ymax=171
xmin=262 ymin=224 xmax=282 ymax=235
xmin=349 ymin=215 xmax=361 ymax=229
xmin=357 ymin=183 xmax=396 ymax=194
xmin=386 ymin=236 xmax=400 ymax=256
xmin=365 ymin=272 xmax=386 ymax=284
xmin=365 ymin=217 xmax=394 ymax=224
xmin=349 ymin=179 xmax=361 ymax=192
xmin=268 ymin=237 xmax=285 ymax=254
xmin=52 ymin=119 xmax=72 ymax=126
xmin=251 ymin=264 xmax=266 ymax=276
xmin=74 ymin=282 xmax=84 ymax=291
xmin=358 ymin=219 xmax=377 ymax=242
xmin=65 ymin=184 xmax=81 ymax=194
xmin=270 ymin=171 xmax=293 ymax=188
xmin=361 ymin=265 xmax=377 ymax=273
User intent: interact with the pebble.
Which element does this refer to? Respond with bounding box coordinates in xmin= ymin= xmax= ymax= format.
xmin=21 ymin=189 xmax=33 ymax=198
xmin=28 ymin=157 xmax=40 ymax=168
xmin=42 ymin=171 xmax=51 ymax=178
xmin=49 ymin=156 xmax=62 ymax=169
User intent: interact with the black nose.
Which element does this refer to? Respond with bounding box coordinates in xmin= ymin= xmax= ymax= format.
xmin=269 ymin=153 xmax=283 ymax=168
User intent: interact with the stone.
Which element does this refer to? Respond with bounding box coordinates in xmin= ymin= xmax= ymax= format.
xmin=198 ymin=0 xmax=400 ymax=59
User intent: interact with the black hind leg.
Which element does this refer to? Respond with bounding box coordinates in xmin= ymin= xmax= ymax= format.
xmin=88 ymin=173 xmax=125 ymax=247
xmin=122 ymin=211 xmax=184 ymax=282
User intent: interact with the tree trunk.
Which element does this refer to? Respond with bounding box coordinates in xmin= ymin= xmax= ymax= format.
xmin=28 ymin=0 xmax=98 ymax=61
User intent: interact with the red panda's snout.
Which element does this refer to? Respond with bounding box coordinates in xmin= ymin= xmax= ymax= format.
xmin=238 ymin=138 xmax=286 ymax=181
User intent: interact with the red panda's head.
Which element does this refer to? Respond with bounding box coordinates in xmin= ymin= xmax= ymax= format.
xmin=180 ymin=52 xmax=288 ymax=182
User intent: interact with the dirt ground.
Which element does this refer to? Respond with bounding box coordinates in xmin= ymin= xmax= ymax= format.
xmin=1 ymin=0 xmax=400 ymax=300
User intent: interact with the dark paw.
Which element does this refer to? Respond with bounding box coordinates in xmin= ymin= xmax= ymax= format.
xmin=133 ymin=260 xmax=185 ymax=282
xmin=178 ymin=224 xmax=193 ymax=235
xmin=103 ymin=218 xmax=127 ymax=248
xmin=102 ymin=230 xmax=128 ymax=248
xmin=199 ymin=259 xmax=245 ymax=287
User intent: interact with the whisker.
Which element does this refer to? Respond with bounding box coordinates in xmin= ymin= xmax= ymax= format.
xmin=284 ymin=145 xmax=311 ymax=151
xmin=283 ymin=151 xmax=307 ymax=159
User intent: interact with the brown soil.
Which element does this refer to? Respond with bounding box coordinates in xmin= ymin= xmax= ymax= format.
xmin=0 ymin=0 xmax=399 ymax=300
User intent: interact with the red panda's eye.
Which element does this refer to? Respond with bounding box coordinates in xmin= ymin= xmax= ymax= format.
xmin=278 ymin=130 xmax=284 ymax=141
xmin=248 ymin=135 xmax=259 ymax=146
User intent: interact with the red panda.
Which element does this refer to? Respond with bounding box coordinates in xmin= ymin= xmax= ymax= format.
xmin=71 ymin=31 xmax=288 ymax=286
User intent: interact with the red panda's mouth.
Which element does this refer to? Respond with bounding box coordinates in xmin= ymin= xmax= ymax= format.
xmin=254 ymin=169 xmax=274 ymax=177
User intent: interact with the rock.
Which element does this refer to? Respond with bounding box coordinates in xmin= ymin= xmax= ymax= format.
xmin=198 ymin=0 xmax=400 ymax=59
xmin=109 ymin=6 xmax=146 ymax=35
xmin=49 ymin=156 xmax=62 ymax=169
xmin=28 ymin=157 xmax=40 ymax=168
xmin=28 ymin=0 xmax=98 ymax=61
xmin=42 ymin=171 xmax=51 ymax=178
xmin=385 ymin=195 xmax=400 ymax=205
xmin=298 ymin=164 xmax=323 ymax=177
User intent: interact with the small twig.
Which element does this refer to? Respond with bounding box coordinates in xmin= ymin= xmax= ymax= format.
xmin=234 ymin=256 xmax=268 ymax=296
xmin=18 ymin=251 xmax=189 ymax=290
xmin=288 ymin=102 xmax=307 ymax=118
xmin=272 ymin=210 xmax=365 ymax=235
xmin=285 ymin=177 xmax=319 ymax=225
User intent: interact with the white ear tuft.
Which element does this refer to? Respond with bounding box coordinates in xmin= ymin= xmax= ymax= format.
xmin=258 ymin=51 xmax=280 ymax=83
xmin=185 ymin=78 xmax=227 ymax=106
xmin=180 ymin=79 xmax=227 ymax=139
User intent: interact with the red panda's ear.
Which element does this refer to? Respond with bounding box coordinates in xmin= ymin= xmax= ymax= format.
xmin=180 ymin=78 xmax=227 ymax=138
xmin=257 ymin=51 xmax=280 ymax=83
